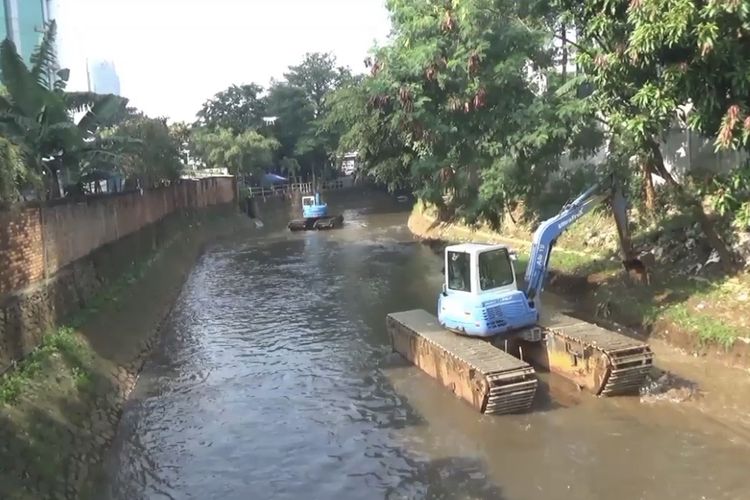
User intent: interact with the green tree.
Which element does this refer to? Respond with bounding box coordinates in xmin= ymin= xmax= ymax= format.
xmin=319 ymin=75 xmax=416 ymax=191
xmin=340 ymin=0 xmax=597 ymax=224
xmin=102 ymin=114 xmax=183 ymax=188
xmin=0 ymin=136 xmax=30 ymax=205
xmin=265 ymin=54 xmax=353 ymax=184
xmin=279 ymin=156 xmax=301 ymax=182
xmin=284 ymin=52 xmax=352 ymax=118
xmin=624 ymin=0 xmax=750 ymax=243
xmin=264 ymin=82 xmax=315 ymax=163
xmin=168 ymin=121 xmax=193 ymax=165
xmin=192 ymin=127 xmax=279 ymax=178
xmin=621 ymin=0 xmax=750 ymax=151
xmin=554 ymin=0 xmax=738 ymax=266
xmin=195 ymin=83 xmax=266 ymax=133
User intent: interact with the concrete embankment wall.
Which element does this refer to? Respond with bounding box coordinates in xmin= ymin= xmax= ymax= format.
xmin=0 ymin=177 xmax=236 ymax=372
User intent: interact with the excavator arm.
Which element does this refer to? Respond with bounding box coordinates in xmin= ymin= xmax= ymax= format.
xmin=523 ymin=174 xmax=641 ymax=302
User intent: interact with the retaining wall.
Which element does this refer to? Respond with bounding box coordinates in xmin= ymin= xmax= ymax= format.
xmin=0 ymin=177 xmax=236 ymax=371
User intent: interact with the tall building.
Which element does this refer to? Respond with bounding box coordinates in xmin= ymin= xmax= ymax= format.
xmin=88 ymin=59 xmax=121 ymax=95
xmin=0 ymin=0 xmax=53 ymax=64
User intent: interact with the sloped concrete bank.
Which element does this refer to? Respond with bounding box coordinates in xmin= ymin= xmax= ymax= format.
xmin=0 ymin=207 xmax=247 ymax=500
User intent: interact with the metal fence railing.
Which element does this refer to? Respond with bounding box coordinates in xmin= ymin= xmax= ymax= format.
xmin=247 ymin=178 xmax=353 ymax=198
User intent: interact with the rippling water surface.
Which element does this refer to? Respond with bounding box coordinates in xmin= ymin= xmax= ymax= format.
xmin=100 ymin=190 xmax=750 ymax=500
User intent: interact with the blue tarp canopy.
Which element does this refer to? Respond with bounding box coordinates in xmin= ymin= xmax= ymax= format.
xmin=264 ymin=173 xmax=287 ymax=183
xmin=259 ymin=173 xmax=288 ymax=187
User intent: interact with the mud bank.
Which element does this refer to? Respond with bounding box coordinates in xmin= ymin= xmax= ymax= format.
xmin=407 ymin=206 xmax=750 ymax=371
xmin=0 ymin=207 xmax=248 ymax=500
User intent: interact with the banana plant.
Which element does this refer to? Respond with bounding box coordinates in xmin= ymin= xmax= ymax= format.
xmin=0 ymin=21 xmax=130 ymax=198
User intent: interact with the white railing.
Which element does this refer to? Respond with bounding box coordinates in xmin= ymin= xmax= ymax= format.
xmin=181 ymin=167 xmax=231 ymax=179
xmin=247 ymin=177 xmax=353 ymax=198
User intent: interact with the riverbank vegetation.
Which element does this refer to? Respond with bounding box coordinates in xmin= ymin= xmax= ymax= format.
xmin=315 ymin=0 xmax=750 ymax=357
xmin=0 ymin=245 xmax=160 ymax=498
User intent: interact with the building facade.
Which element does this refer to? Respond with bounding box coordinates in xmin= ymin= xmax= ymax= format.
xmin=88 ymin=59 xmax=121 ymax=95
xmin=1 ymin=0 xmax=53 ymax=63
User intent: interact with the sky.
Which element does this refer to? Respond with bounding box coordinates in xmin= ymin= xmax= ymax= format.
xmin=51 ymin=0 xmax=392 ymax=123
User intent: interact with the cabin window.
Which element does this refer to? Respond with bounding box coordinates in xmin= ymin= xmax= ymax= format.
xmin=478 ymin=249 xmax=514 ymax=291
xmin=303 ymin=198 xmax=314 ymax=206
xmin=447 ymin=251 xmax=472 ymax=292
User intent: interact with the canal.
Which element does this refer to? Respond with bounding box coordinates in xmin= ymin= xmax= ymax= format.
xmin=100 ymin=190 xmax=750 ymax=500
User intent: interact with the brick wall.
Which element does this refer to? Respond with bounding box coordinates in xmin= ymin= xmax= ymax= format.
xmin=0 ymin=176 xmax=235 ymax=370
xmin=0 ymin=177 xmax=235 ymax=297
xmin=0 ymin=210 xmax=44 ymax=294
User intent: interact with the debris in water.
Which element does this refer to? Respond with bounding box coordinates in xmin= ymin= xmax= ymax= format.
xmin=640 ymin=371 xmax=700 ymax=404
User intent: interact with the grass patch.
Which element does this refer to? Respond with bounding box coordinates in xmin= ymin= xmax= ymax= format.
xmin=509 ymin=243 xmax=617 ymax=279
xmin=0 ymin=327 xmax=92 ymax=405
xmin=0 ymin=208 xmax=242 ymax=500
xmin=0 ymin=233 xmax=176 ymax=405
xmin=665 ymin=305 xmax=739 ymax=348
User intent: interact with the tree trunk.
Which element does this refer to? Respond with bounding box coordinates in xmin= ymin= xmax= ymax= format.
xmin=50 ymin=168 xmax=64 ymax=199
xmin=642 ymin=155 xmax=657 ymax=211
xmin=646 ymin=139 xmax=737 ymax=270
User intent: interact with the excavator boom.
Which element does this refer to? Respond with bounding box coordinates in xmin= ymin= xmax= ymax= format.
xmin=525 ymin=174 xmax=644 ymax=302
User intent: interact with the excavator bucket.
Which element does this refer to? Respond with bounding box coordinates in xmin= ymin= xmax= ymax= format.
xmin=611 ymin=183 xmax=651 ymax=284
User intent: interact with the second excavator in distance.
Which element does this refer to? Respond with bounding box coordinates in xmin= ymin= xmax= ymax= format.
xmin=387 ymin=174 xmax=654 ymax=415
xmin=288 ymin=192 xmax=344 ymax=231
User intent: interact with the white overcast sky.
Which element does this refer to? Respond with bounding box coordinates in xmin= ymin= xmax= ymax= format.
xmin=52 ymin=0 xmax=391 ymax=122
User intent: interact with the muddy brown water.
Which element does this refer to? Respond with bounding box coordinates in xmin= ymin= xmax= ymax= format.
xmin=100 ymin=190 xmax=750 ymax=500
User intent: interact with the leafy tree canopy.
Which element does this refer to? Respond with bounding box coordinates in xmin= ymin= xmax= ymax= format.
xmin=0 ymin=21 xmax=131 ymax=198
xmin=328 ymin=0 xmax=598 ymax=223
xmin=195 ymin=83 xmax=267 ymax=133
xmin=192 ymin=127 xmax=280 ymax=178
xmin=284 ymin=52 xmax=352 ymax=118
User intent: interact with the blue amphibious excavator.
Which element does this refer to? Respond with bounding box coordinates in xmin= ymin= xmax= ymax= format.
xmin=288 ymin=192 xmax=344 ymax=231
xmin=386 ymin=175 xmax=654 ymax=415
